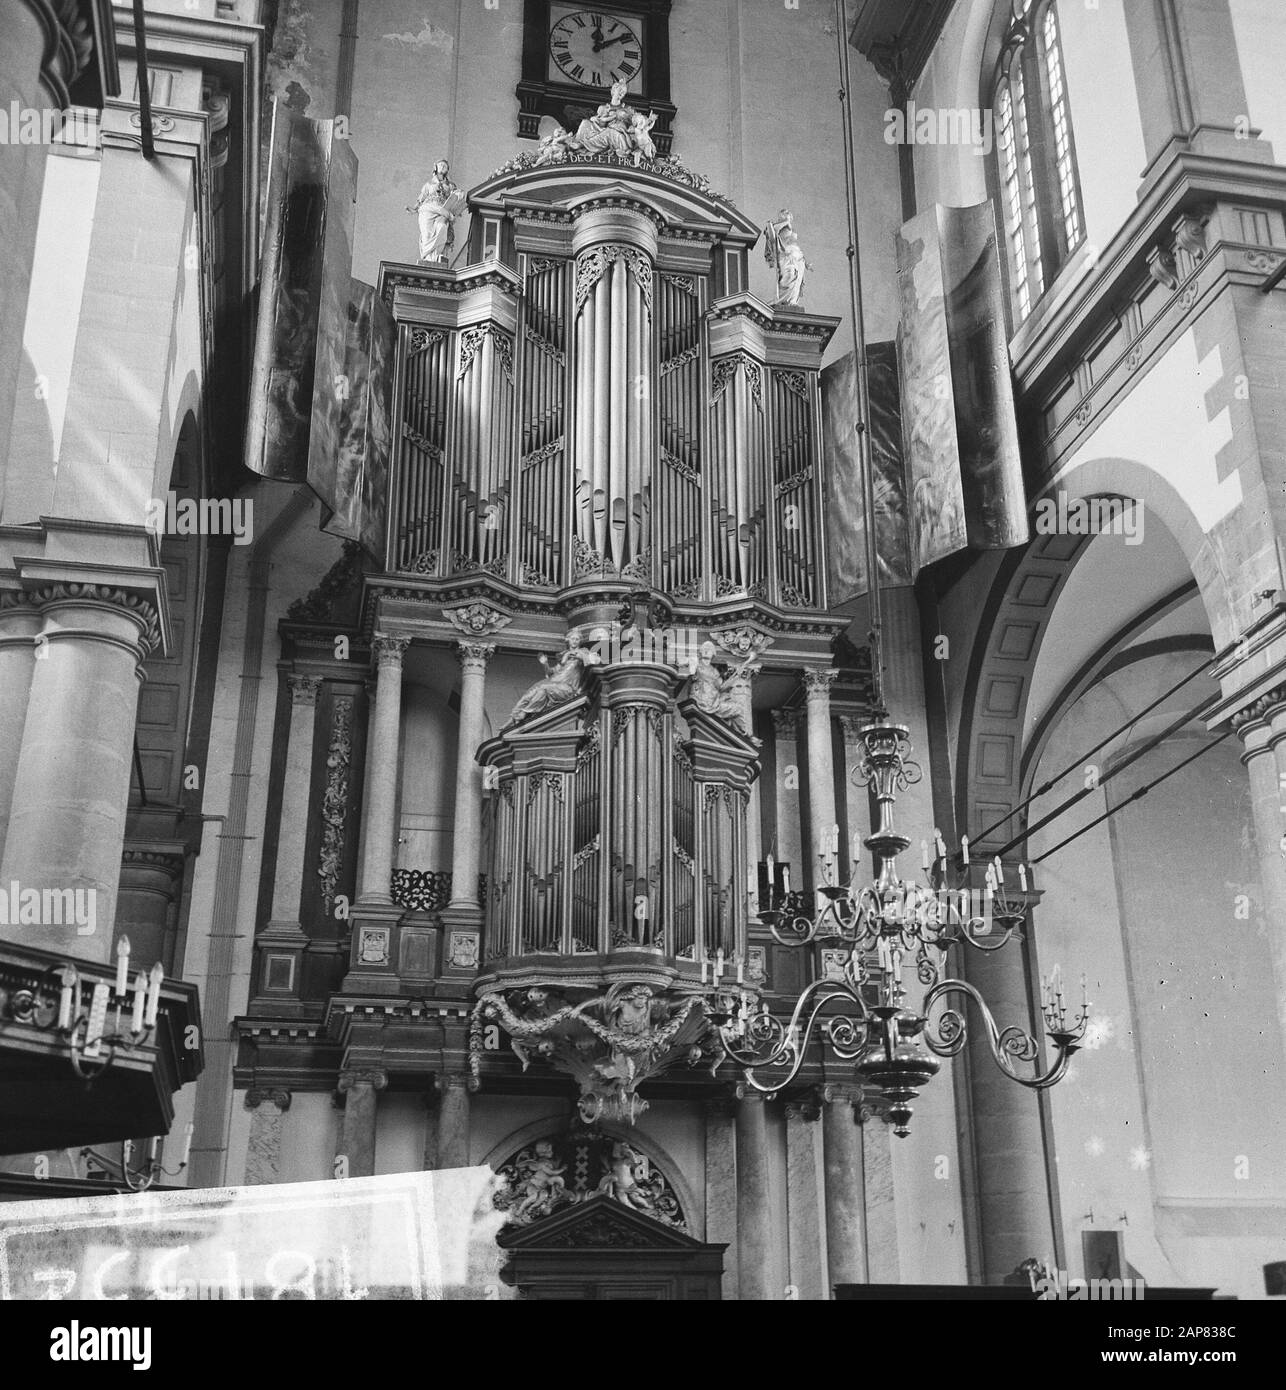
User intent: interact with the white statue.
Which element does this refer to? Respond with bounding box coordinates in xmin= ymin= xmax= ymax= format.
xmin=505 ymin=629 xmax=604 ymax=727
xmin=762 ymin=208 xmax=811 ymax=307
xmin=408 ymin=159 xmax=466 ymax=264
xmin=534 ymin=123 xmax=578 ymax=167
xmin=690 ymin=641 xmax=751 ymax=734
xmin=573 ymin=80 xmax=633 ymax=158
xmin=626 ymin=108 xmax=657 ymax=165
xmin=509 ymin=1141 xmax=569 ymax=1223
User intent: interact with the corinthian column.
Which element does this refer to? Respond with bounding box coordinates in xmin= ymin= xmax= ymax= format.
xmin=735 ymin=1087 xmax=773 ymax=1300
xmin=803 ymin=669 xmax=839 ymax=887
xmin=446 ymin=641 xmax=494 ymax=916
xmin=357 ymin=636 xmax=408 ymax=904
xmin=336 ymin=1069 xmax=387 ymax=1179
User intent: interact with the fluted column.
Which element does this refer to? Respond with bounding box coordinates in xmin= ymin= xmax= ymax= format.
xmin=436 ymin=1074 xmax=472 ymax=1169
xmin=336 ymin=1068 xmax=387 ymax=1178
xmin=1 ymin=586 xmax=158 ymax=962
xmin=803 ymin=669 xmax=839 ymax=886
xmin=821 ymin=1084 xmax=867 ymax=1293
xmin=358 ymin=636 xmax=408 ymax=904
xmin=735 ymin=1087 xmax=773 ymax=1300
xmin=0 ymin=595 xmax=40 ymax=851
xmin=270 ymin=674 xmax=321 ymax=923
xmin=244 ymin=1088 xmax=292 ymax=1186
xmin=724 ymin=660 xmax=762 ymax=908
xmin=771 ymin=708 xmax=803 ymax=883
xmin=447 ymin=642 xmax=494 ymax=912
xmin=784 ymin=1097 xmax=825 ymax=1300
xmin=1237 ymin=697 xmax=1286 ymax=1044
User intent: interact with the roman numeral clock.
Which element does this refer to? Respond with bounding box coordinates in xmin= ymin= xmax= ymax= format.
xmin=516 ymin=0 xmax=676 ymax=154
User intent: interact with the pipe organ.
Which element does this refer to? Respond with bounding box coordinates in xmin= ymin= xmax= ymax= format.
xmin=369 ymin=159 xmax=842 ymax=1043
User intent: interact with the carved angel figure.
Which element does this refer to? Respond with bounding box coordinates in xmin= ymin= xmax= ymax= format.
xmin=762 ymin=208 xmax=811 ymax=307
xmin=597 ymin=1141 xmax=655 ymax=1212
xmin=510 ymin=1141 xmax=569 ymax=1223
xmin=504 ymin=629 xmax=604 ymax=727
xmin=690 ymin=641 xmax=750 ymax=734
xmin=626 ymin=108 xmax=657 ymax=165
xmin=534 ymin=123 xmax=578 ymax=166
xmin=408 ymin=159 xmax=466 ymax=264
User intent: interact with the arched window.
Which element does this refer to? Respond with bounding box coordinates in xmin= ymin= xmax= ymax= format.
xmin=992 ymin=0 xmax=1083 ymax=321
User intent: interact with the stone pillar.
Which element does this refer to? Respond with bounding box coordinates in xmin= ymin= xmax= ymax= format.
xmin=269 ymin=674 xmax=321 ymax=924
xmin=0 ymin=595 xmax=40 ymax=850
xmin=735 ymin=1087 xmax=773 ymax=1300
xmin=436 ymin=1074 xmax=471 ymax=1169
xmin=336 ymin=1069 xmax=387 ymax=1179
xmin=357 ymin=636 xmax=408 ymax=904
xmin=116 ymin=850 xmax=185 ymax=974
xmin=803 ymin=669 xmax=840 ymax=886
xmin=0 ymin=1 xmax=86 ymax=464
xmin=421 ymin=1091 xmax=440 ymax=1172
xmin=963 ymin=940 xmax=1054 ymax=1281
xmin=446 ymin=641 xmax=494 ymax=914
xmin=770 ymin=708 xmax=803 ymax=883
xmin=724 ymin=659 xmax=762 ymax=909
xmin=243 ymin=1088 xmax=292 ymax=1186
xmin=705 ymin=1098 xmax=738 ymax=1295
xmin=0 ymin=585 xmax=157 ymax=962
xmin=784 ymin=1097 xmax=825 ymax=1300
xmin=821 ymin=1084 xmax=867 ymax=1293
xmin=1123 ymin=0 xmax=1272 ymax=184
xmin=1236 ymin=698 xmax=1286 ymax=1044
xmin=861 ymin=1109 xmax=901 ymax=1283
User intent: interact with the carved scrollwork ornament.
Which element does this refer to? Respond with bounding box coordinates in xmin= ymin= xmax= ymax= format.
xmin=444 ymin=603 xmax=511 ymax=637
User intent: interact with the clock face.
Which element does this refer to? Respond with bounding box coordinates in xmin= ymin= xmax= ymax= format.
xmin=548 ymin=7 xmax=644 ymax=92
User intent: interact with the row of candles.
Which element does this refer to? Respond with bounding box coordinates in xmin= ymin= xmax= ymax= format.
xmin=55 ymin=936 xmax=165 ymax=1045
xmin=746 ymin=831 xmax=1032 ymax=897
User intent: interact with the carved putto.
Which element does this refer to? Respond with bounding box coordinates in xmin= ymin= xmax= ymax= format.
xmin=762 ymin=208 xmax=811 ymax=307
xmin=504 ymin=628 xmax=604 ymax=728
xmin=494 ymin=1132 xmax=685 ymax=1229
xmin=408 ymin=159 xmax=466 ymax=264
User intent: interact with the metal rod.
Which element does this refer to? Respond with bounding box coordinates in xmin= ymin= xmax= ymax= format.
xmin=835 ymin=0 xmax=882 ymax=708
xmin=1031 ymin=729 xmax=1233 ymax=864
xmin=970 ymin=651 xmax=1217 ymax=843
xmin=988 ymin=693 xmax=1217 ymax=860
xmin=132 ymin=0 xmax=155 ymax=160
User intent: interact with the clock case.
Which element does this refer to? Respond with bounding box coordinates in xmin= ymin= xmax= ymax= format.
xmin=516 ymin=0 xmax=677 ymax=154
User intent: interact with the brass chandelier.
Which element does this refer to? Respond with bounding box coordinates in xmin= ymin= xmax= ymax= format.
xmin=707 ymin=720 xmax=1088 ymax=1136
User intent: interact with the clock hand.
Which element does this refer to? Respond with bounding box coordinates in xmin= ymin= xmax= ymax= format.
xmin=592 ymin=34 xmax=628 ymax=52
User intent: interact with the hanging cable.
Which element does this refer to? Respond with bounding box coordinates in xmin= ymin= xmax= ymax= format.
xmin=986 ymin=691 xmax=1218 ymax=860
xmin=970 ymin=651 xmax=1217 ymax=844
xmin=834 ymin=0 xmax=884 ymax=712
xmin=1030 ymin=728 xmax=1234 ymax=865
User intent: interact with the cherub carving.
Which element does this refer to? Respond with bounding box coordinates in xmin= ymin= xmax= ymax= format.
xmin=510 ymin=1141 xmax=569 ymax=1222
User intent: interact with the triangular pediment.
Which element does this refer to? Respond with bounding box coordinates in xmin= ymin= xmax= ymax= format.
xmin=497 ymin=1194 xmax=708 ymax=1252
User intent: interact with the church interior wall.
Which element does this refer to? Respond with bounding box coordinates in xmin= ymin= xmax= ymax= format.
xmin=1230 ymin=0 xmax=1286 ymax=160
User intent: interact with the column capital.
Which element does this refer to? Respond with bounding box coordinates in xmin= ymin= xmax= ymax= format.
xmin=838 ymin=714 xmax=868 ymax=745
xmin=820 ymin=1082 xmax=860 ymax=1109
xmin=372 ymin=634 xmax=411 ymax=670
xmin=734 ymin=1083 xmax=768 ymax=1104
xmin=288 ymin=673 xmax=322 ymax=705
xmin=455 ymin=640 xmax=496 ymax=672
xmin=771 ymin=707 xmax=800 ymax=738
xmin=338 ymin=1067 xmax=388 ymax=1094
xmin=802 ymin=668 xmax=839 ymax=701
xmin=434 ymin=1071 xmax=472 ymax=1094
xmin=784 ymin=1093 xmax=822 ymax=1123
xmin=1232 ymin=684 xmax=1286 ymax=741
xmin=245 ymin=1087 xmax=293 ymax=1112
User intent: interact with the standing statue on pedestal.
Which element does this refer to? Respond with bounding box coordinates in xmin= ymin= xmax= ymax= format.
xmin=408 ymin=159 xmax=466 ymax=264
xmin=762 ymin=208 xmax=811 ymax=307
xmin=505 ymin=629 xmax=604 ymax=728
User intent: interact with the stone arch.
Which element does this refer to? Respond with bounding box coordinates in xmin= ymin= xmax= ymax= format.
xmin=480 ymin=1116 xmax=702 ymax=1237
xmin=956 ymin=459 xmax=1234 ymax=846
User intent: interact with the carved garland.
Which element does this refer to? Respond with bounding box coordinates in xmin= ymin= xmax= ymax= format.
xmin=318 ymin=695 xmax=354 ymax=914
xmin=710 ymin=352 xmax=763 ymax=412
xmin=574 ymin=245 xmax=654 ymax=318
